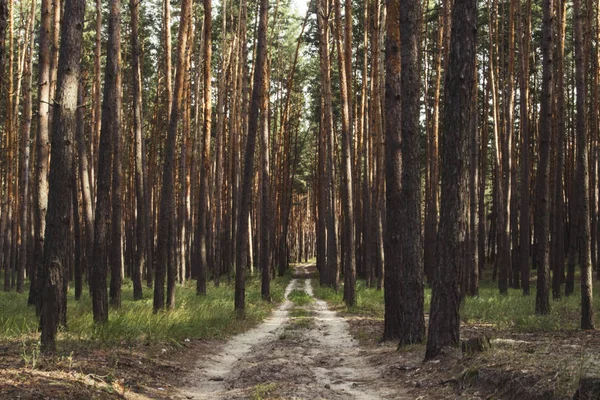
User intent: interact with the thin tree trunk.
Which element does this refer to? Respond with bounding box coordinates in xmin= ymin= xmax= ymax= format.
xmin=195 ymin=0 xmax=212 ymax=295
xmin=93 ymin=0 xmax=122 ymax=323
xmin=260 ymin=60 xmax=271 ymax=300
xmin=552 ymin=0 xmax=566 ymax=298
xmin=235 ymin=0 xmax=268 ymax=317
xmin=317 ymin=0 xmax=339 ymax=290
xmin=109 ymin=0 xmax=124 ymax=308
xmin=333 ymin=0 xmax=356 ymax=307
xmin=131 ymin=0 xmax=146 ymax=300
xmin=17 ymin=0 xmax=35 ymax=294
xmin=573 ymin=0 xmax=594 ymax=329
xmin=75 ymin=79 xmax=94 ymax=297
xmin=534 ymin=0 xmax=553 ymax=315
xmin=154 ymin=0 xmax=192 ymax=311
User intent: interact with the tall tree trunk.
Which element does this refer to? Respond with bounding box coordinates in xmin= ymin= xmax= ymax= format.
xmin=519 ymin=0 xmax=532 ymax=296
xmin=17 ymin=0 xmax=35 ymax=294
xmin=40 ymin=0 xmax=85 ymax=352
xmin=235 ymin=0 xmax=268 ymax=317
xmin=573 ymin=0 xmax=594 ymax=329
xmin=333 ymin=0 xmax=356 ymax=307
xmin=154 ymin=0 xmax=192 ymax=311
xmin=75 ymin=79 xmax=94 ymax=297
xmin=93 ymin=0 xmax=122 ymax=323
xmin=552 ymin=0 xmax=566 ymax=298
xmin=131 ymin=0 xmax=147 ymax=300
xmin=468 ymin=64 xmax=479 ymax=297
xmin=109 ymin=0 xmax=124 ymax=308
xmin=93 ymin=0 xmax=101 ymax=192
xmin=29 ymin=0 xmax=51 ymax=307
xmin=386 ymin=0 xmax=426 ymax=343
xmin=383 ymin=0 xmax=402 ymax=340
xmin=317 ymin=0 xmax=339 ymax=290
xmin=534 ymin=0 xmax=553 ymax=315
xmin=425 ymin=0 xmax=477 ymax=360
xmin=260 ymin=63 xmax=271 ymax=301
xmin=195 ymin=0 xmax=212 ymax=295
xmin=424 ymin=0 xmax=444 ymax=283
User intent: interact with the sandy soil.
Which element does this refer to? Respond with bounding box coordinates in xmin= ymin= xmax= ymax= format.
xmin=182 ymin=264 xmax=407 ymax=400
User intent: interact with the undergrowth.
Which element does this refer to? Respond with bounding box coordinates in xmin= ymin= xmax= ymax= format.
xmin=288 ymin=289 xmax=313 ymax=306
xmin=312 ymin=275 xmax=600 ymax=332
xmin=0 ymin=272 xmax=292 ymax=347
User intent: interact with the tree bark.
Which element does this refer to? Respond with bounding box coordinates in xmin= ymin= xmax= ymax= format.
xmin=93 ymin=0 xmax=122 ymax=323
xmin=235 ymin=0 xmax=268 ymax=317
xmin=392 ymin=0 xmax=426 ymax=343
xmin=573 ymin=0 xmax=594 ymax=329
xmin=154 ymin=0 xmax=192 ymax=311
xmin=131 ymin=0 xmax=147 ymax=300
xmin=534 ymin=0 xmax=553 ymax=315
xmin=40 ymin=0 xmax=85 ymax=352
xmin=195 ymin=0 xmax=212 ymax=295
xmin=384 ymin=0 xmax=402 ymax=340
xmin=30 ymin=0 xmax=51 ymax=307
xmin=519 ymin=0 xmax=532 ymax=296
xmin=425 ymin=0 xmax=477 ymax=359
xmin=109 ymin=0 xmax=124 ymax=308
xmin=552 ymin=0 xmax=566 ymax=299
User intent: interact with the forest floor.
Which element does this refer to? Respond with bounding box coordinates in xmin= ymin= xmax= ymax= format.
xmin=180 ymin=263 xmax=406 ymax=399
xmin=2 ymin=266 xmax=600 ymax=399
xmin=176 ymin=265 xmax=600 ymax=400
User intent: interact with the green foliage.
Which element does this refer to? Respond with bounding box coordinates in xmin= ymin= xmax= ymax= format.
xmin=250 ymin=383 xmax=277 ymax=400
xmin=287 ymin=289 xmax=313 ymax=306
xmin=0 ymin=274 xmax=291 ymax=347
xmin=312 ymin=277 xmax=600 ymax=333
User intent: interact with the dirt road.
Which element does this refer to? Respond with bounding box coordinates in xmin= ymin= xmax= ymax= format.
xmin=183 ymin=264 xmax=406 ymax=399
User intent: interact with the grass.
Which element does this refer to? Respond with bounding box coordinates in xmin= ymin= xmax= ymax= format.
xmin=287 ymin=289 xmax=313 ymax=306
xmin=312 ymin=273 xmax=600 ymax=333
xmin=0 ymin=272 xmax=292 ymax=348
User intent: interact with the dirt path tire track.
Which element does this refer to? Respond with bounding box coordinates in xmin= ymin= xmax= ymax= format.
xmin=183 ymin=264 xmax=408 ymax=399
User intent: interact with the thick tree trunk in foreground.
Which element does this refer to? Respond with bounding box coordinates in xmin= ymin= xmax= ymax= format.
xmin=425 ymin=0 xmax=477 ymax=359
xmin=384 ymin=0 xmax=402 ymax=340
xmin=40 ymin=0 xmax=85 ymax=352
xmin=393 ymin=0 xmax=426 ymax=344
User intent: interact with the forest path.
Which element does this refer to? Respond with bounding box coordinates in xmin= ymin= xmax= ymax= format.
xmin=182 ymin=263 xmax=405 ymax=399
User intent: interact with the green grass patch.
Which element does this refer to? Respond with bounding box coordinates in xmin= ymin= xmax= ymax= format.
xmin=250 ymin=383 xmax=277 ymax=400
xmin=0 ymin=272 xmax=292 ymax=348
xmin=312 ymin=275 xmax=600 ymax=333
xmin=287 ymin=289 xmax=313 ymax=306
